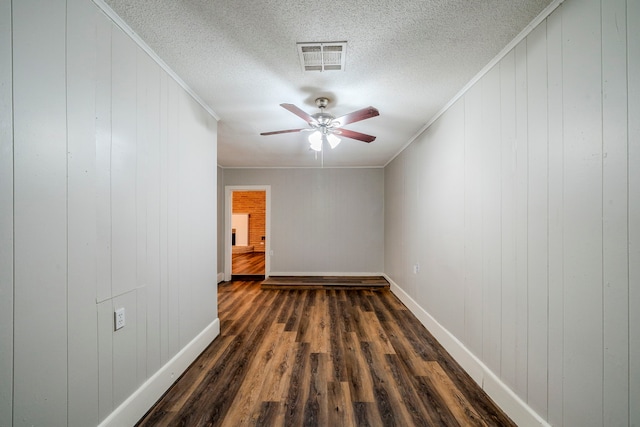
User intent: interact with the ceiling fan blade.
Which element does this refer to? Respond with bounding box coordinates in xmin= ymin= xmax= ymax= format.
xmin=280 ymin=103 xmax=317 ymax=124
xmin=260 ymin=128 xmax=305 ymax=136
xmin=333 ymin=106 xmax=379 ymax=126
xmin=336 ymin=128 xmax=377 ymax=143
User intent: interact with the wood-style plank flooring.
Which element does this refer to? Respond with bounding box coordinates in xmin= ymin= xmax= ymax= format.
xmin=232 ymin=252 xmax=265 ymax=275
xmin=137 ymin=280 xmax=514 ymax=426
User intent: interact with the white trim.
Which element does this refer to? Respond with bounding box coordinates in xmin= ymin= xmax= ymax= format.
xmin=268 ymin=272 xmax=385 ymax=277
xmin=98 ymin=319 xmax=220 ymax=427
xmin=225 ymin=185 xmax=271 ymax=281
xmin=384 ymin=275 xmax=550 ymax=427
xmin=217 ymin=272 xmax=225 ymax=283
xmin=218 ymin=165 xmax=386 ymax=170
xmin=384 ymin=0 xmax=564 ymax=168
xmin=91 ymin=0 xmax=220 ymax=121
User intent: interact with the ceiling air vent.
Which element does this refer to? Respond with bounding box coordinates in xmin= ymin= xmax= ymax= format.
xmin=297 ymin=42 xmax=347 ymax=72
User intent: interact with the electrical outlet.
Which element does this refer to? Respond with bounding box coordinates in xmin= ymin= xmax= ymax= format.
xmin=413 ymin=263 xmax=420 ymax=274
xmin=114 ymin=307 xmax=126 ymax=331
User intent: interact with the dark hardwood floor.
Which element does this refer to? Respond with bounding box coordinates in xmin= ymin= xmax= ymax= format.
xmin=137 ymin=280 xmax=514 ymax=426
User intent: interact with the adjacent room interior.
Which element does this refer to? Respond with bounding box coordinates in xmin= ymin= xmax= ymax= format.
xmin=231 ymin=190 xmax=266 ymax=278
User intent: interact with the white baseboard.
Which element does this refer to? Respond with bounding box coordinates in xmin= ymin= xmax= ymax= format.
xmin=383 ymin=275 xmax=549 ymax=427
xmin=268 ymin=271 xmax=385 ymax=277
xmin=98 ymin=318 xmax=220 ymax=427
xmin=217 ymin=272 xmax=225 ymax=283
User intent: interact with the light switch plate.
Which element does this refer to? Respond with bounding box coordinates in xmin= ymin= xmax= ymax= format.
xmin=114 ymin=307 xmax=125 ymax=331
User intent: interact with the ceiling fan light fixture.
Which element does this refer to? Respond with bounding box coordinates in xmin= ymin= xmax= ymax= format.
xmin=261 ymin=99 xmax=378 ymax=151
xmin=327 ymin=133 xmax=341 ymax=149
xmin=308 ymin=131 xmax=323 ymax=151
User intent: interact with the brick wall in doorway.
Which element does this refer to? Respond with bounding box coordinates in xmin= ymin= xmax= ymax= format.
xmin=232 ymin=191 xmax=266 ymax=252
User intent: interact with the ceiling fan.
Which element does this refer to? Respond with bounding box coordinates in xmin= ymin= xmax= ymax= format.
xmin=260 ymin=97 xmax=379 ymax=151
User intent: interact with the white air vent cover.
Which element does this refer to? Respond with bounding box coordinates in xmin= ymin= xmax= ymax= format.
xmin=297 ymin=42 xmax=347 ymax=72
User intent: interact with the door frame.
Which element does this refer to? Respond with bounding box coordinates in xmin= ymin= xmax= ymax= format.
xmin=225 ymin=185 xmax=271 ymax=281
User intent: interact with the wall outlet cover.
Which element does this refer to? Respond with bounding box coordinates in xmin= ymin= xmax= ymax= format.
xmin=114 ymin=307 xmax=126 ymax=331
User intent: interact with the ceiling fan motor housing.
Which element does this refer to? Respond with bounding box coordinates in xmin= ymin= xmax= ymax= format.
xmin=312 ymin=98 xmax=337 ymax=134
xmin=315 ymin=97 xmax=330 ymax=109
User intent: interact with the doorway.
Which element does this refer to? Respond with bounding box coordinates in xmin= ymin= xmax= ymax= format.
xmin=225 ymin=186 xmax=270 ymax=281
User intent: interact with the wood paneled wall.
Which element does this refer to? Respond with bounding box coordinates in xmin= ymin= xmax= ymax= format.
xmin=384 ymin=1 xmax=639 ymax=425
xmin=1 ymin=1 xmax=218 ymax=425
xmin=0 ymin=1 xmax=14 ymax=424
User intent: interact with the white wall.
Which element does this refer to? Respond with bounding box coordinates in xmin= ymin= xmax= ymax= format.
xmin=1 ymin=0 xmax=219 ymax=425
xmin=0 ymin=0 xmax=14 ymax=424
xmin=232 ymin=214 xmax=250 ymax=246
xmin=224 ymin=168 xmax=384 ymax=274
xmin=384 ymin=0 xmax=639 ymax=426
xmin=217 ymin=166 xmax=225 ymax=281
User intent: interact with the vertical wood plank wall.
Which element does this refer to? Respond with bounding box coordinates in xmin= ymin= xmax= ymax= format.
xmin=0 ymin=0 xmax=13 ymax=425
xmin=629 ymin=1 xmax=640 ymax=426
xmin=601 ymin=0 xmax=630 ymax=423
xmin=13 ymin=1 xmax=68 ymax=424
xmin=3 ymin=0 xmax=219 ymax=425
xmin=67 ymin=0 xmax=101 ymax=423
xmin=545 ymin=9 xmax=564 ymax=424
xmin=384 ymin=1 xmax=638 ymax=425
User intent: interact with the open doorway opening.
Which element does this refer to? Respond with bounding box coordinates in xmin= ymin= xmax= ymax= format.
xmin=225 ymin=186 xmax=270 ymax=281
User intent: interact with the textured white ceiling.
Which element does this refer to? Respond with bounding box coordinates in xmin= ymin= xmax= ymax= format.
xmin=104 ymin=0 xmax=553 ymax=168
